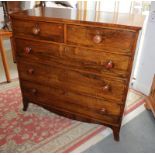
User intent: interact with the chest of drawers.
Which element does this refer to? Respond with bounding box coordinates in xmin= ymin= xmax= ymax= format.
xmin=11 ymin=7 xmax=143 ymax=141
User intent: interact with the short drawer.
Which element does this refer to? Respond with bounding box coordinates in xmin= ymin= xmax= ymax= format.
xmin=17 ymin=61 xmax=126 ymax=103
xmin=12 ymin=19 xmax=64 ymax=42
xmin=67 ymin=24 xmax=136 ymax=54
xmin=15 ymin=38 xmax=61 ymax=60
xmin=62 ymin=46 xmax=131 ymax=78
xmin=21 ymin=80 xmax=121 ymax=125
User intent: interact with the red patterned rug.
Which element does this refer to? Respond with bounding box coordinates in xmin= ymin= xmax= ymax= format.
xmin=0 ymin=81 xmax=145 ymax=152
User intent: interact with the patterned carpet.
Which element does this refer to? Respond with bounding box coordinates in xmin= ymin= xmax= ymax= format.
xmin=0 ymin=80 xmax=145 ymax=153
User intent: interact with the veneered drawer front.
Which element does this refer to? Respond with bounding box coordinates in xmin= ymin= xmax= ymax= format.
xmin=17 ymin=61 xmax=126 ymax=103
xmin=67 ymin=25 xmax=136 ymax=54
xmin=15 ymin=38 xmax=61 ymax=60
xmin=12 ymin=19 xmax=64 ymax=42
xmin=21 ymin=80 xmax=121 ymax=125
xmin=62 ymin=46 xmax=131 ymax=78
xmin=15 ymin=38 xmax=130 ymax=78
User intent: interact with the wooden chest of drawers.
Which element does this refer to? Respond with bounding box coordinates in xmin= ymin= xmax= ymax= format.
xmin=11 ymin=7 xmax=143 ymax=141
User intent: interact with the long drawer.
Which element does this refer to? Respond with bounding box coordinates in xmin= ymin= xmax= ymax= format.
xmin=12 ymin=19 xmax=64 ymax=42
xmin=17 ymin=60 xmax=126 ymax=103
xmin=20 ymin=80 xmax=121 ymax=125
xmin=15 ymin=38 xmax=131 ymax=78
xmin=67 ymin=24 xmax=136 ymax=54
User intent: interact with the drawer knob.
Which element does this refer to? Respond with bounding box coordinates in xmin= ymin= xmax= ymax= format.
xmin=105 ymin=60 xmax=114 ymax=69
xmin=100 ymin=108 xmax=106 ymax=113
xmin=28 ymin=68 xmax=34 ymax=74
xmin=24 ymin=47 xmax=31 ymax=54
xmin=58 ymin=26 xmax=62 ymax=29
xmin=32 ymin=25 xmax=40 ymax=35
xmin=103 ymin=84 xmax=111 ymax=92
xmin=93 ymin=35 xmax=102 ymax=44
xmin=31 ymin=88 xmax=37 ymax=94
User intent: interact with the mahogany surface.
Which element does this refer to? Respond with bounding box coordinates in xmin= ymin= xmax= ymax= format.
xmin=11 ymin=7 xmax=144 ymax=141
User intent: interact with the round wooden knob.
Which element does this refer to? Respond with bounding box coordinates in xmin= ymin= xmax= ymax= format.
xmin=100 ymin=108 xmax=106 ymax=113
xmin=103 ymin=84 xmax=110 ymax=92
xmin=105 ymin=60 xmax=114 ymax=69
xmin=31 ymin=88 xmax=37 ymax=94
xmin=32 ymin=26 xmax=40 ymax=35
xmin=24 ymin=47 xmax=31 ymax=54
xmin=27 ymin=68 xmax=34 ymax=74
xmin=93 ymin=35 xmax=102 ymax=44
xmin=58 ymin=26 xmax=62 ymax=29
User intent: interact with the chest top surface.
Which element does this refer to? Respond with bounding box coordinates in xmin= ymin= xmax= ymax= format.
xmin=11 ymin=7 xmax=144 ymax=30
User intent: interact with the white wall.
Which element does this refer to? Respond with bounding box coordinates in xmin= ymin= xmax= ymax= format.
xmin=0 ymin=6 xmax=4 ymax=28
xmin=133 ymin=1 xmax=155 ymax=95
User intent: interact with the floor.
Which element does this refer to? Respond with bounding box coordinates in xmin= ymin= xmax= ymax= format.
xmin=85 ymin=110 xmax=155 ymax=153
xmin=0 ymin=39 xmax=18 ymax=83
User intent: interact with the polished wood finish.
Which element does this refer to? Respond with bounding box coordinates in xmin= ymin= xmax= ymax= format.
xmin=0 ymin=29 xmax=13 ymax=82
xmin=16 ymin=60 xmax=126 ymax=103
xmin=11 ymin=7 xmax=143 ymax=141
xmin=145 ymin=75 xmax=155 ymax=117
xmin=10 ymin=36 xmax=16 ymax=63
xmin=15 ymin=38 xmax=131 ymax=78
xmin=12 ymin=19 xmax=64 ymax=42
xmin=67 ymin=24 xmax=136 ymax=52
xmin=21 ymin=80 xmax=121 ymax=125
xmin=10 ymin=7 xmax=144 ymax=29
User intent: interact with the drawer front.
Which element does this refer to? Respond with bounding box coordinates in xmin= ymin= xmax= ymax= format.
xmin=15 ymin=38 xmax=130 ymax=78
xmin=21 ymin=80 xmax=121 ymax=125
xmin=12 ymin=19 xmax=64 ymax=42
xmin=17 ymin=61 xmax=126 ymax=103
xmin=63 ymin=46 xmax=130 ymax=78
xmin=67 ymin=25 xmax=136 ymax=53
xmin=15 ymin=38 xmax=61 ymax=60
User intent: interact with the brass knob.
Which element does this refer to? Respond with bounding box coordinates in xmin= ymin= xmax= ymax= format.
xmin=93 ymin=35 xmax=102 ymax=44
xmin=31 ymin=88 xmax=37 ymax=94
xmin=24 ymin=47 xmax=31 ymax=54
xmin=32 ymin=25 xmax=40 ymax=35
xmin=103 ymin=84 xmax=111 ymax=92
xmin=105 ymin=60 xmax=114 ymax=69
xmin=27 ymin=68 xmax=34 ymax=74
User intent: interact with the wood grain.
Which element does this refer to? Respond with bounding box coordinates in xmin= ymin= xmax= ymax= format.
xmin=17 ymin=60 xmax=126 ymax=103
xmin=67 ymin=24 xmax=136 ymax=52
xmin=12 ymin=19 xmax=64 ymax=42
xmin=11 ymin=7 xmax=142 ymax=141
xmin=15 ymin=38 xmax=131 ymax=78
xmin=20 ymin=80 xmax=121 ymax=125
